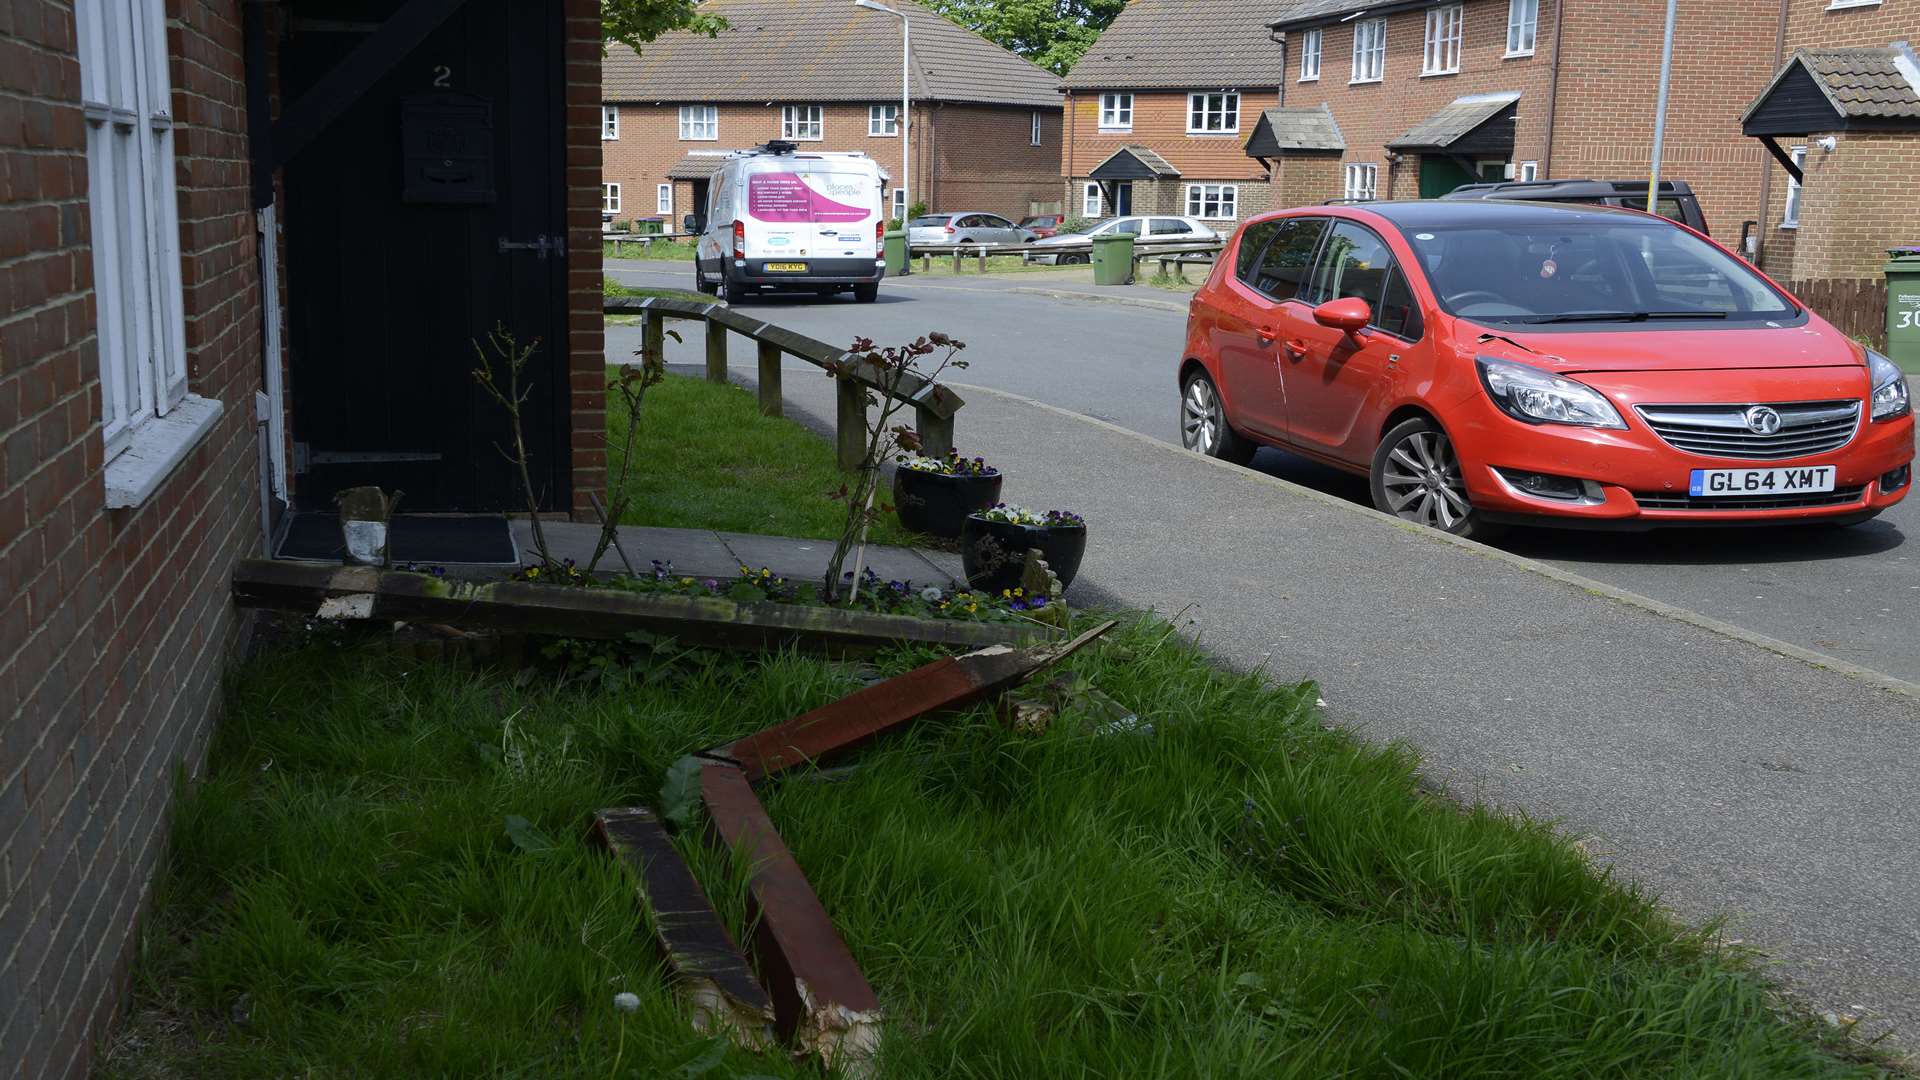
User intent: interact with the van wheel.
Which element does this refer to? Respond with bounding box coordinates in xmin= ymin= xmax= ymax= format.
xmin=853 ymin=283 xmax=878 ymax=303
xmin=694 ymin=263 xmax=718 ymax=296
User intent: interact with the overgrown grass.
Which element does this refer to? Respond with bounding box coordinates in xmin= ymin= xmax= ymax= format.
xmin=100 ymin=617 xmax=1884 ymax=1078
xmin=608 ymin=372 xmax=915 ymax=547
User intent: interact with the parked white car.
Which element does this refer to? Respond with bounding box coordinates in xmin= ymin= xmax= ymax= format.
xmin=1028 ymin=216 xmax=1218 ymax=264
xmin=906 ymin=212 xmax=1035 ymax=247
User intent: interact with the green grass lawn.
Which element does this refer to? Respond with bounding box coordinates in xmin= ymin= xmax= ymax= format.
xmin=607 ymin=372 xmax=917 ymax=548
xmin=605 ymin=238 xmax=697 ymax=262
xmin=99 ymin=617 xmax=1883 ymax=1078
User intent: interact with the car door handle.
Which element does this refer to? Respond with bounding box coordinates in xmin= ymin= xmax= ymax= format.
xmin=1255 ymin=326 xmax=1280 ymax=347
xmin=1281 ymin=339 xmax=1309 ymax=360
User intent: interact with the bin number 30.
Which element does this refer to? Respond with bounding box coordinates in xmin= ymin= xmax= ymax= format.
xmin=1898 ymin=311 xmax=1919 ymax=329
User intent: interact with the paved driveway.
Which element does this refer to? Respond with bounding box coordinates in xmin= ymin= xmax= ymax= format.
xmin=611 ymin=258 xmax=1920 ymax=686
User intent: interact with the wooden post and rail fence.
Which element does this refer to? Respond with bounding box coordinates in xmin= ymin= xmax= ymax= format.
xmin=903 ymin=235 xmax=1225 ymax=279
xmin=604 ymin=295 xmax=963 ymax=471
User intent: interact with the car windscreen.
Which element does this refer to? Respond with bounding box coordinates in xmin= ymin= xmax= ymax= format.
xmin=1405 ymin=220 xmax=1795 ymax=325
xmin=907 ymin=216 xmax=951 ymax=227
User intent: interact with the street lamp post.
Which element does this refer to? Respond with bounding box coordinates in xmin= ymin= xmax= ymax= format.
xmin=855 ymin=0 xmax=909 ymax=235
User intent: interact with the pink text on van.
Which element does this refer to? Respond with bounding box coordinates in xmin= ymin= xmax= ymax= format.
xmin=747 ymin=173 xmax=869 ymax=223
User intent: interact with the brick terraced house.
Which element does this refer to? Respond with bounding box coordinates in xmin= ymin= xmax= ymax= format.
xmin=602 ymin=0 xmax=1063 ymax=226
xmin=1057 ymin=0 xmax=1284 ymax=226
xmin=0 ymin=1 xmax=606 ymax=1074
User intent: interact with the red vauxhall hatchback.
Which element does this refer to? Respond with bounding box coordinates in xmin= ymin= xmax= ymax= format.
xmin=1180 ymin=200 xmax=1914 ymax=535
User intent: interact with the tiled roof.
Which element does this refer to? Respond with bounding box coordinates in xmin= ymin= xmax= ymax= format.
xmin=604 ymin=0 xmax=1059 ymax=109
xmin=1799 ymin=47 xmax=1920 ymax=119
xmin=1387 ymin=91 xmax=1520 ymax=150
xmin=665 ymin=153 xmax=731 ymax=179
xmin=1265 ymin=0 xmax=1403 ymax=30
xmin=1089 ymin=145 xmax=1183 ymax=179
xmin=1059 ymin=0 xmax=1286 ymax=90
xmin=1245 ymin=105 xmax=1345 ymax=154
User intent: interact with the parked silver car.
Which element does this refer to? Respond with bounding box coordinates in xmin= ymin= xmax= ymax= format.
xmin=906 ymin=212 xmax=1035 ymax=247
xmin=1028 ymin=215 xmax=1218 ymax=264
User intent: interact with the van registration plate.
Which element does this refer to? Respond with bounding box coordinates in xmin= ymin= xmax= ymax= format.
xmin=1687 ymin=465 xmax=1836 ymax=497
xmin=764 ymin=262 xmax=808 ymax=272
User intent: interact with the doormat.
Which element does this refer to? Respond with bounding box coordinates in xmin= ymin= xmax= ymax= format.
xmin=276 ymin=513 xmax=520 ymax=566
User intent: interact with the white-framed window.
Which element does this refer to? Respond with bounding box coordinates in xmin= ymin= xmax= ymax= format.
xmin=1506 ymin=0 xmax=1538 ymax=56
xmin=1782 ymin=145 xmax=1806 ymax=227
xmin=1423 ymin=5 xmax=1463 ymax=75
xmin=77 ymin=0 xmax=189 ymax=463
xmin=603 ymin=184 xmax=621 ymax=214
xmin=1184 ymin=183 xmax=1238 ymax=219
xmin=1351 ymin=18 xmax=1387 ymax=82
xmin=678 ymin=105 xmax=718 ymax=141
xmin=1031 ymin=111 xmax=1043 ymax=146
xmin=1099 ymin=93 xmax=1133 ymax=131
xmin=1083 ymin=181 xmax=1103 ymax=217
xmin=890 ymin=188 xmax=908 ymax=219
xmin=656 ymin=184 xmax=672 ymax=215
xmin=1518 ymin=160 xmax=1539 ymax=181
xmin=781 ymin=105 xmax=823 ymax=140
xmin=1343 ymin=163 xmax=1378 ymax=200
xmin=602 ymin=105 xmax=619 ymax=140
xmin=868 ymin=104 xmax=898 ymax=136
xmin=1187 ymin=92 xmax=1240 ymax=134
xmin=1300 ymin=28 xmax=1322 ymax=80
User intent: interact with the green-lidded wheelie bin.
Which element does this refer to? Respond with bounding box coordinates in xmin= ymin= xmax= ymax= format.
xmin=1885 ymin=246 xmax=1920 ymax=375
xmin=1091 ymin=232 xmax=1135 ymax=285
xmin=884 ymin=229 xmax=909 ymax=276
xmin=635 ymin=216 xmax=664 ymax=235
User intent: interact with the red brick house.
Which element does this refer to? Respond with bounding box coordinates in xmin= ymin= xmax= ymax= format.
xmin=0 ymin=1 xmax=604 ymax=1073
xmin=603 ymin=0 xmax=1063 ymax=226
xmin=1057 ymin=0 xmax=1283 ymax=226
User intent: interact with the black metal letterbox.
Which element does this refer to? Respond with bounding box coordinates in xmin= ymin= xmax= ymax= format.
xmin=401 ymin=92 xmax=496 ymax=204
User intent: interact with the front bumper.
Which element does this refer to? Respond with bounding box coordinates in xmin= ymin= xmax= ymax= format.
xmin=1450 ymin=381 xmax=1914 ymax=529
xmin=727 ymin=257 xmax=884 ymax=288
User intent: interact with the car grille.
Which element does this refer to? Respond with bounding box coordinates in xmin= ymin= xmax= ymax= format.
xmin=1632 ymin=486 xmax=1867 ymax=511
xmin=1633 ymin=400 xmax=1860 ymax=460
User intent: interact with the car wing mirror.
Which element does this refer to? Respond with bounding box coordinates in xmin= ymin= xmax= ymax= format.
xmin=683 ymin=214 xmax=703 ymax=234
xmin=1312 ymin=297 xmax=1372 ymax=338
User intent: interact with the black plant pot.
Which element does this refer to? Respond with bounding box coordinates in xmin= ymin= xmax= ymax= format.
xmin=959 ymin=516 xmax=1087 ymax=595
xmin=892 ymin=469 xmax=1003 ymax=538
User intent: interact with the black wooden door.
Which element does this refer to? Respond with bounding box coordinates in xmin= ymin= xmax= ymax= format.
xmin=283 ymin=0 xmax=569 ymax=511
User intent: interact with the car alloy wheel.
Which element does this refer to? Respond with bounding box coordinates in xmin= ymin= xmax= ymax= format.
xmin=1180 ymin=370 xmax=1253 ymax=464
xmin=1372 ymin=418 xmax=1483 ymax=535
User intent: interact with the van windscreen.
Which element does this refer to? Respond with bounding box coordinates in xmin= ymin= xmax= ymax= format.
xmin=746 ymin=172 xmax=871 ymax=223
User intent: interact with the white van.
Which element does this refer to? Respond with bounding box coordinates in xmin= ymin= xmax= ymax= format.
xmin=687 ymin=142 xmax=886 ymax=303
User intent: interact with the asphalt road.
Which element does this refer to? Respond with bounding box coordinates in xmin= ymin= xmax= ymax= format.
xmin=610 ymin=259 xmax=1920 ymax=685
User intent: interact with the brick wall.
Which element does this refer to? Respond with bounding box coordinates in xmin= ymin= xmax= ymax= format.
xmin=1271 ymin=153 xmax=1343 ymax=208
xmin=0 ymin=0 xmax=266 ymax=1075
xmin=565 ymin=0 xmax=604 ymax=520
xmin=603 ymin=99 xmax=1061 ymax=221
xmin=1062 ymin=88 xmax=1277 ymax=185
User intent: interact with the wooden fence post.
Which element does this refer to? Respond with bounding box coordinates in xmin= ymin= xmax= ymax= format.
xmin=916 ymin=404 xmax=953 ymax=458
xmin=757 ymin=340 xmax=782 ymax=417
xmin=835 ymin=376 xmax=866 ymax=471
xmin=952 ymin=248 xmax=963 ymax=274
xmin=977 ymin=247 xmax=986 ymax=274
xmin=705 ymin=318 xmax=728 ymax=382
xmin=643 ymin=310 xmax=665 ymax=369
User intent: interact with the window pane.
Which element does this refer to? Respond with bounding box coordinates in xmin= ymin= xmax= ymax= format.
xmin=1375 ymin=265 xmax=1423 ymax=339
xmin=1252 ymin=217 xmax=1329 ymax=302
xmin=1236 ymin=221 xmax=1280 ymax=281
xmin=1305 ymin=222 xmax=1392 ymax=307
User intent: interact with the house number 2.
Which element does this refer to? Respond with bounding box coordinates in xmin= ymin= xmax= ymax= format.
xmin=432 ymin=65 xmax=452 ymax=88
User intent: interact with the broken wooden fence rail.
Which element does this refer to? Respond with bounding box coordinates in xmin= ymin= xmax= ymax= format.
xmin=230 ymin=560 xmax=1051 ymax=656
xmin=604 ymin=295 xmax=964 ymax=469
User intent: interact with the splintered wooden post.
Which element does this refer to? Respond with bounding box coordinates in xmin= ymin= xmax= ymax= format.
xmin=834 ymin=375 xmax=866 ymax=471
xmin=700 ymin=761 xmax=882 ymax=1072
xmin=593 ymin=807 xmax=776 ymax=1050
xmin=714 ymin=621 xmax=1116 ymax=781
xmin=757 ymin=340 xmax=783 ymax=417
xmin=643 ymin=310 xmax=665 ymax=369
xmin=915 ymin=404 xmax=953 ymax=458
xmin=705 ymin=321 xmax=728 ymax=383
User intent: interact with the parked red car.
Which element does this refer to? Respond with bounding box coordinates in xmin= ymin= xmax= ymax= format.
xmin=1180 ymin=200 xmax=1913 ymax=534
xmin=1018 ymin=214 xmax=1063 ymax=239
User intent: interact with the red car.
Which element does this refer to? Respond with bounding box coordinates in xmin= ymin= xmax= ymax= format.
xmin=1019 ymin=214 xmax=1063 ymax=239
xmin=1180 ymin=200 xmax=1913 ymax=535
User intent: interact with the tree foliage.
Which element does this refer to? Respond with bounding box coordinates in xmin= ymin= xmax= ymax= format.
xmin=921 ymin=0 xmax=1127 ymax=75
xmin=601 ymin=0 xmax=725 ymax=51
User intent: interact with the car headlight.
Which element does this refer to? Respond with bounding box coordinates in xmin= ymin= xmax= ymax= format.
xmin=1475 ymin=356 xmax=1626 ymax=429
xmin=1869 ymin=349 xmax=1911 ymax=422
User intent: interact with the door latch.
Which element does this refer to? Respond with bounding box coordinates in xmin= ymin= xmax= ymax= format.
xmin=497 ymin=234 xmax=567 ymax=259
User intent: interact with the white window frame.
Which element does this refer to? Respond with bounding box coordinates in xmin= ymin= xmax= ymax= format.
xmin=678 ymin=104 xmax=717 ymax=141
xmin=1186 ymin=92 xmax=1240 ymax=134
xmin=656 ymin=184 xmax=672 ymax=215
xmin=1184 ymin=183 xmax=1238 ymax=220
xmin=604 ymin=183 xmax=621 ymax=214
xmin=1300 ymin=28 xmax=1322 ymax=81
xmin=1423 ymin=5 xmax=1463 ymax=75
xmin=1031 ymin=111 xmax=1043 ymax=146
xmin=890 ymin=188 xmax=908 ymax=219
xmin=868 ymin=104 xmax=898 ymax=137
xmin=1518 ymin=160 xmax=1539 ymax=181
xmin=1506 ymin=0 xmax=1539 ymax=57
xmin=602 ymin=105 xmax=619 ymax=140
xmin=1351 ymin=18 xmax=1387 ymax=83
xmin=781 ymin=105 xmax=824 ymax=141
xmin=78 ymin=0 xmax=190 ymax=466
xmin=1782 ymin=145 xmax=1806 ymax=227
xmin=1098 ymin=93 xmax=1133 ymax=132
xmin=1343 ymin=163 xmax=1378 ymax=200
xmin=1083 ymin=181 xmax=1103 ymax=217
